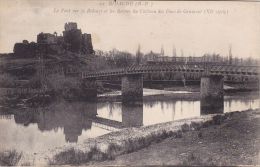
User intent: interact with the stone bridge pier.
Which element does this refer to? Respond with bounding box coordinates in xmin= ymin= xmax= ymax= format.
xmin=122 ymin=74 xmax=143 ymax=102
xmin=200 ymin=75 xmax=224 ymax=114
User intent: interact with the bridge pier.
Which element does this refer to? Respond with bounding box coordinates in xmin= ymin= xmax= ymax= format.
xmin=81 ymin=79 xmax=97 ymax=101
xmin=122 ymin=74 xmax=143 ymax=102
xmin=200 ymin=75 xmax=224 ymax=114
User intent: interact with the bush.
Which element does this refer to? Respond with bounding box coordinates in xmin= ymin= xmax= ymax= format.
xmin=51 ymin=145 xmax=108 ymax=165
xmin=190 ymin=122 xmax=202 ymax=130
xmin=161 ymin=130 xmax=169 ymax=139
xmin=167 ymin=130 xmax=174 ymax=136
xmin=46 ymin=74 xmax=80 ymax=92
xmin=144 ymin=134 xmax=153 ymax=146
xmin=51 ymin=148 xmax=88 ymax=165
xmin=124 ymin=139 xmax=138 ymax=153
xmin=51 ymin=122 xmax=209 ymax=165
xmin=181 ymin=123 xmax=190 ymax=132
xmin=106 ymin=143 xmax=122 ymax=160
xmin=202 ymin=120 xmax=213 ymax=128
xmin=0 ymin=150 xmax=22 ymax=166
xmin=88 ymin=145 xmax=107 ymax=161
xmin=212 ymin=115 xmax=224 ymax=125
xmin=137 ymin=137 xmax=148 ymax=148
xmin=175 ymin=130 xmax=183 ymax=138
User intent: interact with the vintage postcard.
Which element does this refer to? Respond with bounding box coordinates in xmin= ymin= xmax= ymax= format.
xmin=0 ymin=0 xmax=259 ymax=166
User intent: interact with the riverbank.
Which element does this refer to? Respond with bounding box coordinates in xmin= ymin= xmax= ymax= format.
xmin=98 ymin=88 xmax=258 ymax=102
xmin=11 ymin=108 xmax=259 ymax=166
xmin=93 ymin=108 xmax=260 ymax=166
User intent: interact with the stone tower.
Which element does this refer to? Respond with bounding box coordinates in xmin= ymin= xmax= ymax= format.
xmin=63 ymin=22 xmax=94 ymax=54
xmin=63 ymin=22 xmax=83 ymax=53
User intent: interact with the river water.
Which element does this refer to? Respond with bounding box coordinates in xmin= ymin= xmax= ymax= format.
xmin=0 ymin=91 xmax=259 ymax=154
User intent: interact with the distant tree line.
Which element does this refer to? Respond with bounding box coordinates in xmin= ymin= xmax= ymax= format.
xmin=91 ymin=49 xmax=259 ymax=72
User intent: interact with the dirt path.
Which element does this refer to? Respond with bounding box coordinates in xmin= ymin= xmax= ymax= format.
xmin=92 ymin=109 xmax=260 ymax=166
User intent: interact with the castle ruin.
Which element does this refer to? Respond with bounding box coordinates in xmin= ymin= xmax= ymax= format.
xmin=13 ymin=22 xmax=94 ymax=58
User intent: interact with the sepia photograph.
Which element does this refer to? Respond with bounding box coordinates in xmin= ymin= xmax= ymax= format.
xmin=0 ymin=0 xmax=259 ymax=166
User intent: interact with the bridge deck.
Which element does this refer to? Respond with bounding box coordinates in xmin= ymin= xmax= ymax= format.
xmin=80 ymin=64 xmax=259 ymax=79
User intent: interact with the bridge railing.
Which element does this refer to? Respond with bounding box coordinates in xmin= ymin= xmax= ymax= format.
xmin=80 ymin=64 xmax=260 ymax=79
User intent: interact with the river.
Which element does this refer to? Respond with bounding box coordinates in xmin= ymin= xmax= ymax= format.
xmin=0 ymin=90 xmax=259 ymax=154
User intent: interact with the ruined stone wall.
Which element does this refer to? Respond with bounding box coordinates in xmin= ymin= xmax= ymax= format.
xmin=12 ymin=22 xmax=94 ymax=57
xmin=37 ymin=33 xmax=57 ymax=44
xmin=63 ymin=29 xmax=82 ymax=53
xmin=13 ymin=43 xmax=37 ymax=58
xmin=64 ymin=22 xmax=77 ymax=31
xmin=13 ymin=43 xmax=59 ymax=58
xmin=82 ymin=33 xmax=94 ymax=54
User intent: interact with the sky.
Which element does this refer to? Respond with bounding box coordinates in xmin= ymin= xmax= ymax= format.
xmin=0 ymin=0 xmax=259 ymax=59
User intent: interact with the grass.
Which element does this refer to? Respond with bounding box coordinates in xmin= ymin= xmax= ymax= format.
xmin=181 ymin=152 xmax=205 ymax=166
xmin=49 ymin=148 xmax=85 ymax=165
xmin=49 ymin=128 xmax=198 ymax=165
xmin=50 ymin=112 xmax=237 ymax=165
xmin=198 ymin=131 xmax=203 ymax=139
xmin=0 ymin=150 xmax=22 ymax=166
xmin=50 ymin=145 xmax=109 ymax=165
xmin=50 ymin=129 xmax=182 ymax=165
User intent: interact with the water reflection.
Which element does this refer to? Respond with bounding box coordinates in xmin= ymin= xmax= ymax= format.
xmin=12 ymin=102 xmax=97 ymax=143
xmin=0 ymin=95 xmax=259 ymax=153
xmin=122 ymin=102 xmax=143 ymax=127
xmin=200 ymin=98 xmax=224 ymax=115
xmin=98 ymin=97 xmax=259 ymax=126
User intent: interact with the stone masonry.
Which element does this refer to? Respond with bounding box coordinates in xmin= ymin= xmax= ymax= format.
xmin=121 ymin=74 xmax=143 ymax=102
xmin=200 ymin=75 xmax=224 ymax=114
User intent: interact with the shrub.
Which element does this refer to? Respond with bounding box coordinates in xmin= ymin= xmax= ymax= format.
xmin=181 ymin=123 xmax=190 ymax=132
xmin=202 ymin=120 xmax=213 ymax=128
xmin=88 ymin=145 xmax=107 ymax=161
xmin=124 ymin=139 xmax=141 ymax=153
xmin=51 ymin=148 xmax=88 ymax=165
xmin=212 ymin=115 xmax=224 ymax=125
xmin=137 ymin=137 xmax=147 ymax=148
xmin=50 ymin=122 xmax=210 ymax=165
xmin=51 ymin=145 xmax=109 ymax=165
xmin=190 ymin=122 xmax=202 ymax=130
xmin=161 ymin=130 xmax=169 ymax=139
xmin=0 ymin=150 xmax=22 ymax=166
xmin=176 ymin=130 xmax=183 ymax=138
xmin=106 ymin=143 xmax=122 ymax=160
xmin=144 ymin=134 xmax=153 ymax=146
xmin=167 ymin=130 xmax=174 ymax=137
xmin=46 ymin=74 xmax=80 ymax=93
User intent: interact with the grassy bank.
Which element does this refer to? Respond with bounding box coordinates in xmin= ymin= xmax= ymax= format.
xmin=95 ymin=109 xmax=260 ymax=166
xmin=48 ymin=110 xmax=255 ymax=165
